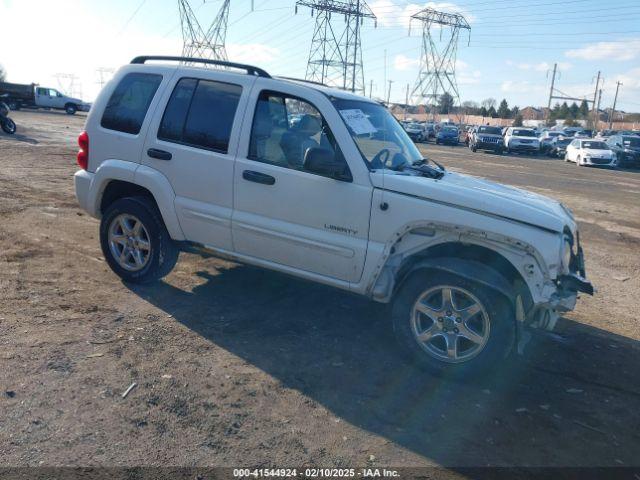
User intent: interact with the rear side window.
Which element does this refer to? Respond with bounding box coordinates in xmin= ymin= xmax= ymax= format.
xmin=101 ymin=73 xmax=162 ymax=135
xmin=158 ymin=78 xmax=242 ymax=153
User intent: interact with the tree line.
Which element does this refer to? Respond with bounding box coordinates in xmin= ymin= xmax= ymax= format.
xmin=436 ymin=93 xmax=593 ymax=127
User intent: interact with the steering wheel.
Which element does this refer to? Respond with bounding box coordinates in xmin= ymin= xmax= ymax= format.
xmin=370 ymin=149 xmax=391 ymax=169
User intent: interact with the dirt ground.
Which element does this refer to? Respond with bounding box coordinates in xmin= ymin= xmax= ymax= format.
xmin=1 ymin=111 xmax=639 ymax=470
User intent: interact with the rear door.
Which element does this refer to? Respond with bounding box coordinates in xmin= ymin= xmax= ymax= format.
xmin=231 ymin=82 xmax=372 ymax=283
xmin=142 ymin=68 xmax=255 ymax=250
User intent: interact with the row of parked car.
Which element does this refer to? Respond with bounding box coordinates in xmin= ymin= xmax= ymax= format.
xmin=401 ymin=120 xmax=640 ymax=169
xmin=468 ymin=125 xmax=640 ymax=168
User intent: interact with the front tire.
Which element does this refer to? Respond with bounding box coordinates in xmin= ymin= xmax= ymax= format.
xmin=392 ymin=270 xmax=515 ymax=378
xmin=1 ymin=118 xmax=16 ymax=134
xmin=100 ymin=196 xmax=179 ymax=283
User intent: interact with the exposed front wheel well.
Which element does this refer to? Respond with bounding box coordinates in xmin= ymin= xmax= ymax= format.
xmin=100 ymin=180 xmax=157 ymax=215
xmin=395 ymin=242 xmax=534 ymax=313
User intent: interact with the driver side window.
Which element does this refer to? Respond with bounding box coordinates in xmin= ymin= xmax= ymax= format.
xmin=248 ymin=90 xmax=347 ymax=176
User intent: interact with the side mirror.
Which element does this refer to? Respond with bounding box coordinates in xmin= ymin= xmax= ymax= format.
xmin=304 ymin=147 xmax=352 ymax=182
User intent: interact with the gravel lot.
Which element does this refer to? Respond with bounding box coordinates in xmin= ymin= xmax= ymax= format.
xmin=1 ymin=111 xmax=639 ymax=469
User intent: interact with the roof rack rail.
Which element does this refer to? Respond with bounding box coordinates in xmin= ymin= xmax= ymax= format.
xmin=130 ymin=56 xmax=271 ymax=78
xmin=276 ymin=76 xmax=326 ymax=87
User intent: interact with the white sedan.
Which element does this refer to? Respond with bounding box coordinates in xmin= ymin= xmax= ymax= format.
xmin=564 ymin=139 xmax=616 ymax=167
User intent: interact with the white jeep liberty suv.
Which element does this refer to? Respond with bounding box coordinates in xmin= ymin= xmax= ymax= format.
xmin=74 ymin=56 xmax=593 ymax=377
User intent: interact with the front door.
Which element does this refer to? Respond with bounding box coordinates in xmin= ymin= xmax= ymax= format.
xmin=142 ymin=72 xmax=254 ymax=250
xmin=35 ymin=87 xmax=58 ymax=108
xmin=232 ymin=87 xmax=372 ymax=283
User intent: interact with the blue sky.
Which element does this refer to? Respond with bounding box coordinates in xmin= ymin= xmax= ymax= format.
xmin=2 ymin=0 xmax=639 ymax=112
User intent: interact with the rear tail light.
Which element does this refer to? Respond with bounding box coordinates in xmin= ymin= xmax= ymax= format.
xmin=77 ymin=131 xmax=89 ymax=170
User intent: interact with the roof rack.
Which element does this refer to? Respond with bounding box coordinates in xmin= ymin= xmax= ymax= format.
xmin=130 ymin=56 xmax=271 ymax=78
xmin=276 ymin=76 xmax=327 ymax=87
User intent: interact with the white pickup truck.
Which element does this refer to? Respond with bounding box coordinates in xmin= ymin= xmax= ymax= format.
xmin=0 ymin=82 xmax=91 ymax=114
xmin=74 ymin=56 xmax=593 ymax=377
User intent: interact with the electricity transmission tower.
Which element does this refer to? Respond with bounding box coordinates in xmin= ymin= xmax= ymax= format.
xmin=409 ymin=8 xmax=470 ymax=110
xmin=55 ymin=73 xmax=82 ymax=99
xmin=178 ymin=0 xmax=230 ymax=61
xmin=296 ymin=0 xmax=376 ymax=94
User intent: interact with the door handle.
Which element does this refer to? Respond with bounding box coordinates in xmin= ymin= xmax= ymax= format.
xmin=242 ymin=170 xmax=275 ymax=185
xmin=147 ymin=148 xmax=172 ymax=161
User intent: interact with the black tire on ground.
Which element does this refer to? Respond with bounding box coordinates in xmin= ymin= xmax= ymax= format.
xmin=392 ymin=270 xmax=515 ymax=379
xmin=65 ymin=104 xmax=77 ymax=115
xmin=1 ymin=118 xmax=16 ymax=134
xmin=100 ymin=196 xmax=179 ymax=284
xmin=7 ymin=101 xmax=19 ymax=111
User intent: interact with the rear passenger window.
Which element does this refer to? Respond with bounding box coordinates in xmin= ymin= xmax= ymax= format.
xmin=158 ymin=78 xmax=242 ymax=153
xmin=101 ymin=73 xmax=162 ymax=135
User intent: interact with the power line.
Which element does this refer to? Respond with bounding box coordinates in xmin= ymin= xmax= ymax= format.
xmin=117 ymin=0 xmax=147 ymax=35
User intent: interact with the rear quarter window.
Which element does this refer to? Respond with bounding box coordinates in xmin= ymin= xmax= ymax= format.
xmin=157 ymin=78 xmax=242 ymax=153
xmin=101 ymin=72 xmax=163 ymax=135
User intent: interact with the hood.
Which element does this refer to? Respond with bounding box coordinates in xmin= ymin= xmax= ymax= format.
xmin=583 ymin=148 xmax=612 ymax=156
xmin=370 ymin=170 xmax=572 ymax=233
xmin=68 ymin=96 xmax=88 ymax=105
xmin=439 ymin=130 xmax=458 ymax=136
xmin=510 ymin=135 xmax=539 ymax=142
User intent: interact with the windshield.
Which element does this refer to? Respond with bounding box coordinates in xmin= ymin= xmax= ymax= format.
xmin=478 ymin=126 xmax=502 ymax=135
xmin=442 ymin=127 xmax=458 ymax=133
xmin=548 ymin=132 xmax=562 ymax=137
xmin=557 ymin=139 xmax=572 ymax=146
xmin=331 ymin=98 xmax=422 ymax=170
xmin=582 ymin=141 xmax=607 ymax=150
xmin=622 ymin=136 xmax=640 ymax=148
xmin=512 ymin=129 xmax=536 ymax=137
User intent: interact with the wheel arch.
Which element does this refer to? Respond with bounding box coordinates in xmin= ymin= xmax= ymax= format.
xmin=369 ymin=232 xmax=538 ymax=317
xmin=89 ymin=161 xmax=185 ymax=241
xmin=394 ymin=242 xmax=533 ymax=312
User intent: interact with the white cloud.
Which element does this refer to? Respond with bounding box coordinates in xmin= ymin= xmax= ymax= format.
xmin=456 ymin=60 xmax=481 ymax=84
xmin=393 ymin=54 xmax=420 ymax=71
xmin=612 ymin=68 xmax=640 ymax=90
xmin=565 ymin=39 xmax=640 ymax=61
xmin=0 ymin=0 xmax=279 ymax=101
xmin=501 ymin=80 xmax=546 ymax=95
xmin=370 ymin=1 xmax=474 ymax=29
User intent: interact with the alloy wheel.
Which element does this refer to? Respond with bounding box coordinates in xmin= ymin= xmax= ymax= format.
xmin=108 ymin=214 xmax=151 ymax=272
xmin=410 ymin=285 xmax=491 ymax=363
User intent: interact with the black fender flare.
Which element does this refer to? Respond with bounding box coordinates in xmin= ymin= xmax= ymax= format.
xmin=397 ymin=257 xmax=517 ymax=307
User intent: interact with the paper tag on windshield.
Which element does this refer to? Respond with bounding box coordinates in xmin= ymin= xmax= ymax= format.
xmin=339 ymin=109 xmax=377 ymax=135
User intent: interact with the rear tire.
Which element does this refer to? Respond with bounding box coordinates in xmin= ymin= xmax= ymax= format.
xmin=392 ymin=270 xmax=515 ymax=379
xmin=100 ymin=196 xmax=179 ymax=284
xmin=65 ymin=104 xmax=77 ymax=115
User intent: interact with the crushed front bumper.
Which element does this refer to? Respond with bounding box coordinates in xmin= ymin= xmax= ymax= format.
xmin=558 ymin=242 xmax=594 ymax=296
